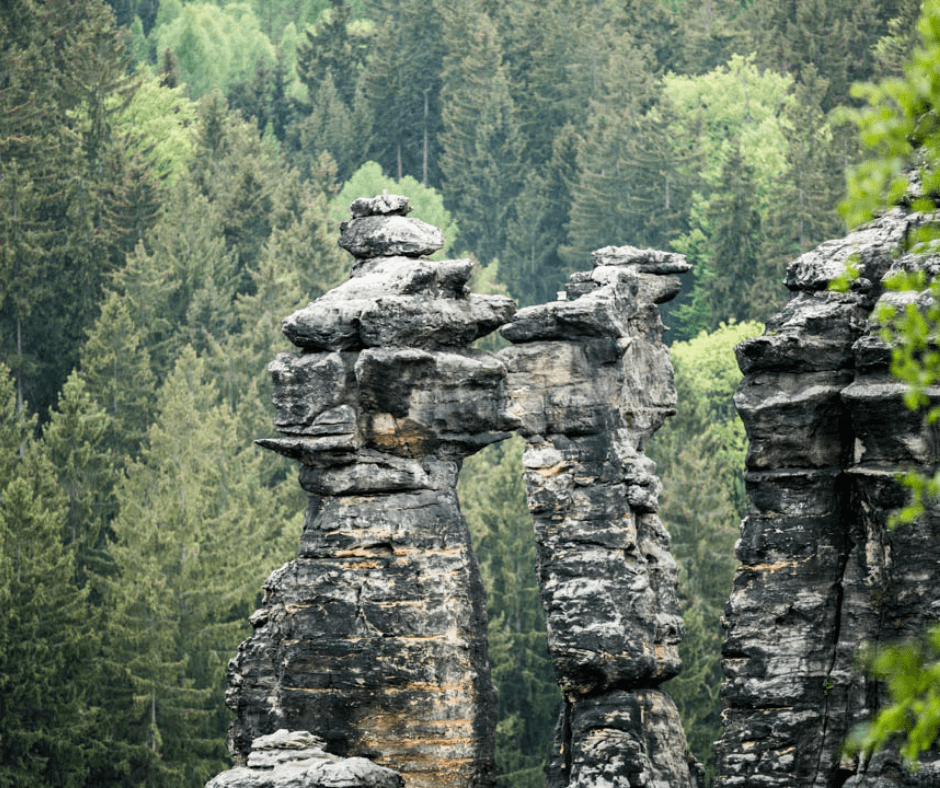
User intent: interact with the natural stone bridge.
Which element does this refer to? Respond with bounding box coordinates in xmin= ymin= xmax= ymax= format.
xmin=207 ymin=196 xmax=940 ymax=788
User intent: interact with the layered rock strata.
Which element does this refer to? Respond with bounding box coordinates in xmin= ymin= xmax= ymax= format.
xmin=716 ymin=208 xmax=940 ymax=787
xmin=499 ymin=245 xmax=703 ymax=788
xmin=219 ymin=196 xmax=703 ymax=788
xmin=225 ymin=194 xmax=517 ymax=788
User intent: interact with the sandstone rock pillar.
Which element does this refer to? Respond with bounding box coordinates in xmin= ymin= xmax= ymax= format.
xmin=224 ymin=195 xmax=517 ymax=788
xmin=499 ymin=247 xmax=704 ymax=788
xmin=716 ymin=209 xmax=940 ymax=788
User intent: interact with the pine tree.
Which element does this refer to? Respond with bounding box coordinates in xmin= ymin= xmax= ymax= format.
xmin=43 ymin=373 xmax=118 ymax=588
xmin=102 ymin=348 xmax=293 ymax=788
xmin=0 ymin=365 xmax=97 ymax=788
xmin=563 ymin=32 xmax=691 ymax=267
xmin=79 ymin=292 xmax=158 ymax=461
xmin=361 ymin=0 xmax=446 ymax=185
xmin=647 ymin=321 xmax=761 ymax=780
xmin=296 ymin=0 xmax=370 ymax=110
xmin=700 ymin=147 xmax=767 ymax=327
xmin=0 ymin=0 xmax=160 ymax=418
xmin=740 ymin=0 xmax=881 ymax=111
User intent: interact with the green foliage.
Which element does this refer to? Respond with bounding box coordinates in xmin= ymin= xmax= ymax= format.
xmin=664 ymin=54 xmax=794 ymax=211
xmin=840 ymin=0 xmax=940 ymax=230
xmin=837 ymin=0 xmax=940 ymax=769
xmin=359 ymin=0 xmax=443 ymax=186
xmin=102 ymin=348 xmax=296 ymax=787
xmin=331 ymin=161 xmax=459 ymax=258
xmin=113 ymin=68 xmax=198 ymax=185
xmin=440 ymin=0 xmax=524 ymax=265
xmin=151 ymin=3 xmax=276 ymax=99
xmin=0 ymin=366 xmax=97 ymax=788
xmin=845 ymin=625 xmax=940 ymax=767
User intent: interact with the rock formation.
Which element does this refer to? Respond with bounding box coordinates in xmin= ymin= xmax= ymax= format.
xmin=716 ymin=207 xmax=940 ymax=787
xmin=225 ymin=194 xmax=516 ymax=788
xmin=207 ymin=730 xmax=404 ymax=788
xmin=499 ymin=246 xmax=703 ymax=788
xmin=217 ymin=196 xmax=702 ymax=788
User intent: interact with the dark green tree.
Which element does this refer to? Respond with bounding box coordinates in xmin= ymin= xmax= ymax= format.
xmin=0 ymin=365 xmax=97 ymax=788
xmin=739 ymin=0 xmax=881 ymax=111
xmin=649 ymin=321 xmax=762 ymax=780
xmin=101 ymin=348 xmax=294 ymax=788
xmin=563 ymin=33 xmax=690 ymax=267
xmin=358 ymin=0 xmax=446 ymax=185
xmin=0 ymin=0 xmax=159 ymax=418
xmin=439 ymin=0 xmax=524 ymax=264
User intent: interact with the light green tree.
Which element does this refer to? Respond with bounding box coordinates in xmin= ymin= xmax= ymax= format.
xmin=151 ymin=3 xmax=276 ymax=99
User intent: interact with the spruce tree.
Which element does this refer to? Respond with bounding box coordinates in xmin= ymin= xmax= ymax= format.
xmin=102 ymin=349 xmax=292 ymax=788
xmin=361 ymin=0 xmax=446 ymax=185
xmin=0 ymin=366 xmax=96 ymax=788
xmin=439 ymin=0 xmax=524 ymax=265
xmin=563 ymin=32 xmax=690 ymax=266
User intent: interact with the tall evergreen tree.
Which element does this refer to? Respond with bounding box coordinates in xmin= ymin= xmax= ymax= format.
xmin=360 ymin=0 xmax=446 ymax=185
xmin=102 ymin=349 xmax=294 ymax=788
xmin=564 ymin=31 xmax=691 ymax=266
xmin=739 ymin=0 xmax=881 ymax=111
xmin=701 ymin=147 xmax=768 ymax=327
xmin=439 ymin=0 xmax=524 ymax=264
xmin=0 ymin=366 xmax=97 ymax=788
xmin=0 ymin=0 xmax=159 ymax=418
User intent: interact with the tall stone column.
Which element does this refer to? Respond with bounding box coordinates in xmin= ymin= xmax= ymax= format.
xmin=224 ymin=195 xmax=517 ymax=788
xmin=499 ymin=247 xmax=704 ymax=788
xmin=716 ymin=208 xmax=940 ymax=788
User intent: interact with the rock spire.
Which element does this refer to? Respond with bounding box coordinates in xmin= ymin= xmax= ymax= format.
xmin=225 ymin=195 xmax=516 ymax=788
xmin=717 ymin=208 xmax=940 ymax=787
xmin=214 ymin=195 xmax=702 ymax=788
xmin=499 ymin=246 xmax=703 ymax=788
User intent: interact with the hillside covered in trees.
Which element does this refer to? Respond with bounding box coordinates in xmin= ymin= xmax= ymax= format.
xmin=0 ymin=0 xmax=926 ymax=786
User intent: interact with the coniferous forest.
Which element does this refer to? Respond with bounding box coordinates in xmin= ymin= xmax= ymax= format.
xmin=0 ymin=0 xmax=926 ymax=785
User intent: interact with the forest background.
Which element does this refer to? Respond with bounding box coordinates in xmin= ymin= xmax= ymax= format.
xmin=0 ymin=0 xmax=926 ymax=786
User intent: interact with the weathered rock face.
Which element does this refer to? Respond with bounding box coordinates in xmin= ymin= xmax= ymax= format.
xmin=218 ymin=196 xmax=702 ymax=788
xmin=207 ymin=730 xmax=404 ymax=788
xmin=716 ymin=208 xmax=940 ymax=788
xmin=500 ymin=250 xmax=703 ymax=788
xmin=225 ymin=197 xmax=517 ymax=788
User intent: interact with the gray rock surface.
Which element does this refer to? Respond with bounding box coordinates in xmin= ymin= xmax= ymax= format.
xmin=338 ymin=215 xmax=444 ymax=259
xmin=215 ymin=195 xmax=702 ymax=788
xmin=716 ymin=208 xmax=940 ymax=788
xmin=206 ymin=729 xmax=403 ymax=788
xmin=224 ymin=197 xmax=504 ymax=788
xmin=502 ymin=259 xmax=701 ymax=787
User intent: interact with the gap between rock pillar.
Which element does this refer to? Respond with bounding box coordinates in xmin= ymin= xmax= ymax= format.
xmin=224 ymin=194 xmax=517 ymax=788
xmin=499 ymin=247 xmax=704 ymax=788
